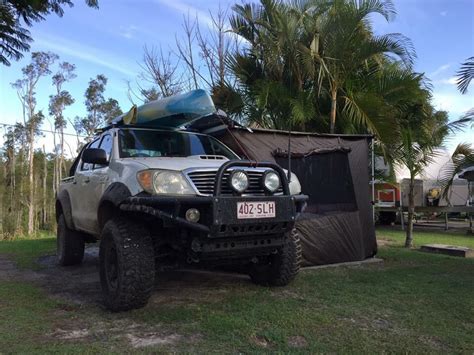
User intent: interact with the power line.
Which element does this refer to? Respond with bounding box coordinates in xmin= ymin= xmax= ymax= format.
xmin=0 ymin=122 xmax=88 ymax=138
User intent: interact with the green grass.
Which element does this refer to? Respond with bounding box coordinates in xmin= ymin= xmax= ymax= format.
xmin=0 ymin=281 xmax=113 ymax=354
xmin=0 ymin=228 xmax=473 ymax=353
xmin=378 ymin=226 xmax=474 ymax=248
xmin=0 ymin=237 xmax=56 ymax=269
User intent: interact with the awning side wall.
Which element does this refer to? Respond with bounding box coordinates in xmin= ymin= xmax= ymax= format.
xmin=219 ymin=129 xmax=376 ymax=264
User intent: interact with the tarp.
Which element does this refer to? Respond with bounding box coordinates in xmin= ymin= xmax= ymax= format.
xmin=217 ymin=128 xmax=377 ymax=266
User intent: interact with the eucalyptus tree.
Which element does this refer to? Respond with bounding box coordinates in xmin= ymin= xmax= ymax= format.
xmin=11 ymin=51 xmax=57 ymax=235
xmin=74 ymin=74 xmax=122 ymax=139
xmin=49 ymin=62 xmax=76 ymax=187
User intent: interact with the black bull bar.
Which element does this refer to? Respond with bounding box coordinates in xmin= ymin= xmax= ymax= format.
xmin=119 ymin=160 xmax=308 ymax=237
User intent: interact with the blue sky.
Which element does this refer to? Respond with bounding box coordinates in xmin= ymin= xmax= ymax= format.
xmin=0 ymin=0 xmax=473 ymax=153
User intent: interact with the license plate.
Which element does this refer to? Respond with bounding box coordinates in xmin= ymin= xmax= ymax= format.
xmin=237 ymin=201 xmax=276 ymax=219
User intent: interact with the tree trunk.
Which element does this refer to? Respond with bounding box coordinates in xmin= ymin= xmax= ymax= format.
xmin=59 ymin=126 xmax=64 ymax=182
xmin=10 ymin=139 xmax=15 ymax=212
xmin=42 ymin=145 xmax=47 ymax=229
xmin=53 ymin=155 xmax=57 ymax=196
xmin=27 ymin=125 xmax=35 ymax=236
xmin=405 ymin=176 xmax=415 ymax=248
xmin=330 ymin=86 xmax=337 ymax=134
xmin=17 ymin=150 xmax=24 ymax=236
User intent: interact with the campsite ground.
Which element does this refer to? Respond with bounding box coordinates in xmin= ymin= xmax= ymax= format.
xmin=0 ymin=227 xmax=473 ymax=353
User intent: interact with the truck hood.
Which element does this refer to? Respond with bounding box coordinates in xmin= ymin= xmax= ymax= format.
xmin=119 ymin=155 xmax=229 ymax=171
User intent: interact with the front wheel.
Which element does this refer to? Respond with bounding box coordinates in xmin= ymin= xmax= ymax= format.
xmin=99 ymin=218 xmax=155 ymax=312
xmin=249 ymin=229 xmax=302 ymax=286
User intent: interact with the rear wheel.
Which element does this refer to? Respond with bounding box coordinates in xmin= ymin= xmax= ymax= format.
xmin=99 ymin=218 xmax=155 ymax=312
xmin=249 ymin=229 xmax=302 ymax=286
xmin=57 ymin=214 xmax=85 ymax=266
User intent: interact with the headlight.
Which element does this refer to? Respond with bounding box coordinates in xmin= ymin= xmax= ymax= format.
xmin=137 ymin=170 xmax=194 ymax=195
xmin=263 ymin=171 xmax=280 ymax=193
xmin=229 ymin=170 xmax=249 ymax=193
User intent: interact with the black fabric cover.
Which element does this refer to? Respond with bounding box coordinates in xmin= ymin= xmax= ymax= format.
xmin=275 ymin=151 xmax=357 ymax=214
xmin=218 ymin=128 xmax=377 ymax=265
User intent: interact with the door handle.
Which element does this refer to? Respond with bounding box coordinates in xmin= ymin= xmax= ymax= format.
xmin=84 ymin=177 xmax=90 ymax=183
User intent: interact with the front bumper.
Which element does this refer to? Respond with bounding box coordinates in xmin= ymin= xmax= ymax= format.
xmin=119 ymin=193 xmax=307 ymax=238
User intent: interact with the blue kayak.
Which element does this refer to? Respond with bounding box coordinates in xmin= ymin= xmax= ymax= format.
xmin=109 ymin=89 xmax=216 ymax=128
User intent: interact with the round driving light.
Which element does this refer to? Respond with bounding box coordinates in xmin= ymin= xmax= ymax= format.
xmin=185 ymin=208 xmax=200 ymax=222
xmin=229 ymin=170 xmax=249 ymax=193
xmin=263 ymin=171 xmax=280 ymax=192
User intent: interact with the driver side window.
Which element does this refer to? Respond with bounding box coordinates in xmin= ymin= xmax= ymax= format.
xmin=94 ymin=134 xmax=113 ymax=169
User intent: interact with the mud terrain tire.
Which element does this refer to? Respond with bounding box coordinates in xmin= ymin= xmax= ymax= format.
xmin=57 ymin=213 xmax=85 ymax=266
xmin=249 ymin=229 xmax=302 ymax=286
xmin=99 ymin=218 xmax=155 ymax=312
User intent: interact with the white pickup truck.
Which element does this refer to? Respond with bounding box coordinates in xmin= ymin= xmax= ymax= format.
xmin=56 ymin=92 xmax=307 ymax=311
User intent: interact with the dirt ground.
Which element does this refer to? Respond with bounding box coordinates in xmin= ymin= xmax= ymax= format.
xmin=0 ymin=245 xmax=257 ymax=350
xmin=1 ymin=245 xmax=251 ymax=309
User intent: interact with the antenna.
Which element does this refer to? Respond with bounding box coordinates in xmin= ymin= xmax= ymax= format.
xmin=287 ymin=123 xmax=292 ymax=182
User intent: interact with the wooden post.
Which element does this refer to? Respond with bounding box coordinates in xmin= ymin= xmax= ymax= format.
xmin=371 ymin=137 xmax=375 ymax=225
xmin=399 ymin=182 xmax=404 ymax=231
xmin=400 ymin=207 xmax=405 ymax=231
xmin=469 ymin=213 xmax=473 ymax=235
xmin=469 ymin=181 xmax=473 ymax=235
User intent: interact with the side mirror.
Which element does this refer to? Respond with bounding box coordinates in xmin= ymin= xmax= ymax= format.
xmin=82 ymin=148 xmax=108 ymax=165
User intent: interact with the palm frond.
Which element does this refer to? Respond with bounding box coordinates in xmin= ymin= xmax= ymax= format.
xmin=456 ymin=56 xmax=474 ymax=94
xmin=341 ymin=94 xmax=380 ymax=137
xmin=439 ymin=142 xmax=474 ymax=201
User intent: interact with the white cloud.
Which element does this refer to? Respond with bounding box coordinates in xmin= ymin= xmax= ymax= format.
xmin=117 ymin=25 xmax=156 ymax=40
xmin=155 ymin=0 xmax=214 ymax=27
xmin=119 ymin=25 xmax=138 ymax=39
xmin=34 ymin=34 xmax=138 ymax=77
xmin=429 ymin=64 xmax=450 ymax=78
xmin=434 ymin=77 xmax=458 ymax=86
xmin=432 ymin=92 xmax=473 ymax=116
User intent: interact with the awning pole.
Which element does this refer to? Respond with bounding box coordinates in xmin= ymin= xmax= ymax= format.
xmin=287 ymin=124 xmax=292 ymax=182
xmin=371 ymin=137 xmax=375 ymax=225
xmin=400 ymin=183 xmax=404 ymax=231
xmin=469 ymin=182 xmax=473 ymax=234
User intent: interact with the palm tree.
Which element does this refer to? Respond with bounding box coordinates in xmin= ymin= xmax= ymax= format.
xmin=227 ymin=0 xmax=416 ymax=135
xmin=439 ymin=143 xmax=474 ymax=202
xmin=391 ymin=103 xmax=471 ymax=247
xmin=228 ymin=0 xmax=313 ymax=130
xmin=308 ymin=0 xmax=415 ymax=133
xmin=437 ymin=57 xmax=474 ymax=200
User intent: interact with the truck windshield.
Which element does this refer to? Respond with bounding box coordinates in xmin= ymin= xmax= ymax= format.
xmin=118 ymin=129 xmax=238 ymax=159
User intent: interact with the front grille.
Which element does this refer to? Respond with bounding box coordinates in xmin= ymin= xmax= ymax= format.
xmin=187 ymin=169 xmax=284 ymax=196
